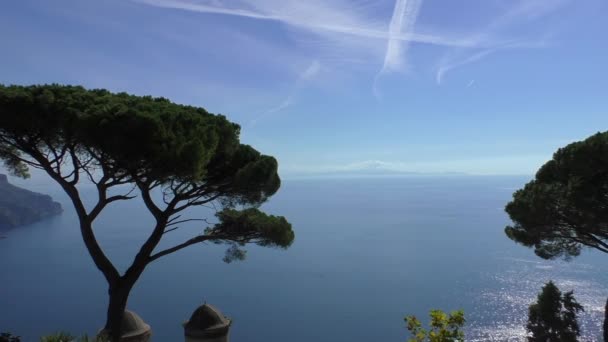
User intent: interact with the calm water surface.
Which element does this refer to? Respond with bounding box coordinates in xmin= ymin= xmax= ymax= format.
xmin=1 ymin=176 xmax=607 ymax=341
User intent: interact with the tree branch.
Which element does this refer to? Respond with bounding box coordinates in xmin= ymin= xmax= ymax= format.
xmin=122 ymin=183 xmax=170 ymax=283
xmin=67 ymin=147 xmax=80 ymax=185
xmin=149 ymin=235 xmax=212 ymax=262
xmin=25 ymin=145 xmax=121 ymax=285
xmin=137 ymin=180 xmax=163 ymax=219
xmin=173 ymin=193 xmax=223 ymax=213
xmin=581 ymin=232 xmax=608 ymax=250
xmin=551 ymin=233 xmax=608 ymax=254
xmin=166 ymin=218 xmax=211 ymax=227
xmin=162 ymin=227 xmax=180 ymax=235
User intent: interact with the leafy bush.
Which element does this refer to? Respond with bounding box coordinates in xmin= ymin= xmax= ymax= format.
xmin=405 ymin=309 xmax=465 ymax=342
xmin=0 ymin=332 xmax=21 ymax=342
xmin=40 ymin=333 xmax=109 ymax=342
xmin=40 ymin=332 xmax=74 ymax=342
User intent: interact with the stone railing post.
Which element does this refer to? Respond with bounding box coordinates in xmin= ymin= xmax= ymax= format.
xmin=184 ymin=303 xmax=231 ymax=342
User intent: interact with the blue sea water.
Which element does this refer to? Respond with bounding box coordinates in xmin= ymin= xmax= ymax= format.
xmin=1 ymin=175 xmax=607 ymax=341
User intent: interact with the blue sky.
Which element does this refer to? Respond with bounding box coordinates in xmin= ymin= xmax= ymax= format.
xmin=1 ymin=0 xmax=607 ymax=177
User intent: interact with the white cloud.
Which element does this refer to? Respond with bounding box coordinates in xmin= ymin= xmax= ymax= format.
xmin=134 ymin=0 xmax=571 ymax=97
xmin=134 ymin=0 xmax=475 ymax=47
xmin=437 ymin=48 xmax=498 ymax=85
xmin=250 ymin=59 xmax=322 ymax=125
xmin=380 ymin=0 xmax=423 ymax=73
xmin=435 ymin=0 xmax=569 ymax=84
xmin=251 ymin=96 xmax=293 ymax=125
xmin=373 ymin=0 xmax=423 ymax=99
xmin=300 ymin=60 xmax=321 ymax=81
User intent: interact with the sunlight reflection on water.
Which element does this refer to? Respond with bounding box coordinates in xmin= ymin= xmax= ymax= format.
xmin=468 ymin=257 xmax=606 ymax=341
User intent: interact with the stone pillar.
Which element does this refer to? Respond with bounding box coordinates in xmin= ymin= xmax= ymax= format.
xmin=184 ymin=304 xmax=231 ymax=342
xmin=98 ymin=310 xmax=151 ymax=342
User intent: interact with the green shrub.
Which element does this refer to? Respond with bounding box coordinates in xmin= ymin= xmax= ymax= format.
xmin=40 ymin=332 xmax=74 ymax=342
xmin=40 ymin=333 xmax=109 ymax=342
xmin=0 ymin=332 xmax=21 ymax=342
xmin=405 ymin=309 xmax=465 ymax=342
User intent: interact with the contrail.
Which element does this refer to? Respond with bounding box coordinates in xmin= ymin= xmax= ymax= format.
xmin=373 ymin=0 xmax=422 ymax=99
xmin=380 ymin=0 xmax=423 ymax=73
xmin=134 ymin=0 xmax=474 ymax=48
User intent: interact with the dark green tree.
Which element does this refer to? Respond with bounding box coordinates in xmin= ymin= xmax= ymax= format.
xmin=0 ymin=84 xmax=294 ymax=341
xmin=505 ymin=132 xmax=608 ymax=340
xmin=527 ymin=281 xmax=584 ymax=342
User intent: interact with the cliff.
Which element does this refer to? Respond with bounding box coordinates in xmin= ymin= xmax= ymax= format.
xmin=0 ymin=174 xmax=63 ymax=229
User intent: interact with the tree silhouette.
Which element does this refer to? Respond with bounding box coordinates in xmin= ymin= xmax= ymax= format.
xmin=505 ymin=132 xmax=608 ymax=259
xmin=527 ymin=281 xmax=583 ymax=342
xmin=505 ymin=131 xmax=608 ymax=340
xmin=0 ymin=84 xmax=294 ymax=340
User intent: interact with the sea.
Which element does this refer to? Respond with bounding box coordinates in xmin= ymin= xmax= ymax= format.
xmin=1 ymin=175 xmax=607 ymax=341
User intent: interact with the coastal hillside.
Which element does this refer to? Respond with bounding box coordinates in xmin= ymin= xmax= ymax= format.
xmin=0 ymin=174 xmax=62 ymax=229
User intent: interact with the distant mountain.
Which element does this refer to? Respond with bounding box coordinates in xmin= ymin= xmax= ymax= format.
xmin=285 ymin=160 xmax=471 ymax=179
xmin=0 ymin=174 xmax=62 ymax=229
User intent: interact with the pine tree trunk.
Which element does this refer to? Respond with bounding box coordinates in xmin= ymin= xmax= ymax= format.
xmin=104 ymin=284 xmax=132 ymax=342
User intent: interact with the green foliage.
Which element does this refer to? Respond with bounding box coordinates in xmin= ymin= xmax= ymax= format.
xmin=209 ymin=208 xmax=294 ymax=247
xmin=0 ymin=84 xmax=280 ymax=203
xmin=2 ymin=332 xmax=109 ymax=342
xmin=505 ymin=131 xmax=608 ymax=259
xmin=527 ymin=281 xmax=584 ymax=342
xmin=0 ymin=84 xmax=293 ymax=259
xmin=40 ymin=332 xmax=75 ymax=342
xmin=205 ymin=208 xmax=294 ymax=262
xmin=40 ymin=333 xmax=109 ymax=342
xmin=405 ymin=309 xmax=465 ymax=342
xmin=0 ymin=332 xmax=21 ymax=342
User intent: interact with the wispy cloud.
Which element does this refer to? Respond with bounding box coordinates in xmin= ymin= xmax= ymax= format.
xmin=373 ymin=0 xmax=423 ymax=99
xmin=436 ymin=48 xmax=498 ymax=85
xmin=134 ymin=0 xmax=571 ymax=98
xmin=436 ymin=39 xmax=551 ymax=85
xmin=300 ymin=60 xmax=321 ymax=81
xmin=250 ymin=59 xmax=322 ymax=125
xmin=134 ymin=0 xmax=476 ymax=47
xmin=381 ymin=0 xmax=423 ymax=73
xmin=435 ymin=0 xmax=569 ymax=84
xmin=254 ymin=96 xmax=293 ymax=120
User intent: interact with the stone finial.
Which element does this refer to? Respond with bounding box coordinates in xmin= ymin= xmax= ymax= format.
xmin=184 ymin=303 xmax=231 ymax=342
xmin=99 ymin=310 xmax=151 ymax=342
